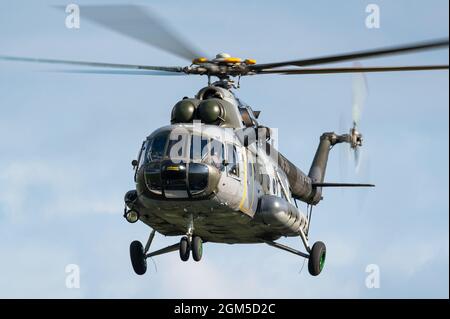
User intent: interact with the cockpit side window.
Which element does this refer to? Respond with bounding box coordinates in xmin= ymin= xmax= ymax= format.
xmin=138 ymin=140 xmax=148 ymax=168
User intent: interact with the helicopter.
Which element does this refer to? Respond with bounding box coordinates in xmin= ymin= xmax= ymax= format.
xmin=1 ymin=5 xmax=448 ymax=276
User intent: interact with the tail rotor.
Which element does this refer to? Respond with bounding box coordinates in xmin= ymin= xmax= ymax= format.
xmin=350 ymin=62 xmax=368 ymax=171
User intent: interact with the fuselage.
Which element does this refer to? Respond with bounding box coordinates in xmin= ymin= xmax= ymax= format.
xmin=129 ymin=123 xmax=309 ymax=243
xmin=125 ymin=84 xmax=331 ymax=244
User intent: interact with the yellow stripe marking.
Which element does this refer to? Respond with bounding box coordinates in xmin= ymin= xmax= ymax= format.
xmin=238 ymin=149 xmax=248 ymax=211
xmin=249 ymin=161 xmax=255 ymax=211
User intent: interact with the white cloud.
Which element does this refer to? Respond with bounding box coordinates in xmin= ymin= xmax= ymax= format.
xmin=0 ymin=161 xmax=122 ymax=221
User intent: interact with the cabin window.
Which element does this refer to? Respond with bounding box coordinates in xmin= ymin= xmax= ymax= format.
xmin=260 ymin=173 xmax=270 ymax=194
xmin=226 ymin=144 xmax=240 ymax=177
xmin=210 ymin=138 xmax=225 ymax=170
xmin=277 ymin=170 xmax=291 ymax=199
xmin=280 ymin=180 xmax=288 ymax=200
xmin=247 ymin=152 xmax=255 ymax=185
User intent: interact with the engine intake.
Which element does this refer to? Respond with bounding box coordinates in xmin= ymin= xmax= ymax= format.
xmin=197 ymin=99 xmax=225 ymax=124
xmin=171 ymin=98 xmax=200 ymax=124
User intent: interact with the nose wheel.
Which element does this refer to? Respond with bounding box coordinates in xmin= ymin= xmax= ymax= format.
xmin=192 ymin=236 xmax=203 ymax=262
xmin=179 ymin=236 xmax=190 ymax=261
xmin=179 ymin=235 xmax=203 ymax=262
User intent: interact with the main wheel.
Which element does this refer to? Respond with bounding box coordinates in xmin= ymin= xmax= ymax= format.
xmin=192 ymin=236 xmax=203 ymax=262
xmin=308 ymin=241 xmax=326 ymax=276
xmin=130 ymin=240 xmax=147 ymax=275
xmin=179 ymin=236 xmax=190 ymax=262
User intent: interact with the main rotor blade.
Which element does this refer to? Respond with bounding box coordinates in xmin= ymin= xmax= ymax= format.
xmin=259 ymin=65 xmax=450 ymax=75
xmin=65 ymin=5 xmax=205 ymax=61
xmin=0 ymin=55 xmax=184 ymax=73
xmin=252 ymin=38 xmax=449 ymax=70
xmin=53 ymin=69 xmax=186 ymax=76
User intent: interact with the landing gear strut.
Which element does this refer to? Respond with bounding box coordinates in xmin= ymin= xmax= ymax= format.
xmin=299 ymin=228 xmax=327 ymax=276
xmin=129 ymin=229 xmax=178 ymax=275
xmin=263 ymin=228 xmax=326 ymax=276
xmin=129 ymin=230 xmax=205 ymax=275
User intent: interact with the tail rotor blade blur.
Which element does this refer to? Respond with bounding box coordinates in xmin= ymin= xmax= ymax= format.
xmin=354 ymin=147 xmax=362 ymax=174
xmin=339 ymin=113 xmax=349 ymax=181
xmin=351 ymin=62 xmax=369 ymax=127
xmin=355 ymin=149 xmax=372 ymax=214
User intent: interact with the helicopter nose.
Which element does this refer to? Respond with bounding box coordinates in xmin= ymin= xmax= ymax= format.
xmin=161 ymin=162 xmax=189 ymax=198
xmin=142 ymin=161 xmax=220 ymax=199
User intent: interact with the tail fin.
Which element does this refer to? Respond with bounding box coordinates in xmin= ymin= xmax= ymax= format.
xmin=307 ymin=133 xmax=337 ymax=203
xmin=307 ymin=133 xmax=373 ymax=203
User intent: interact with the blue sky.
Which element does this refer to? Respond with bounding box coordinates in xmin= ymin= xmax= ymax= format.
xmin=0 ymin=0 xmax=448 ymax=298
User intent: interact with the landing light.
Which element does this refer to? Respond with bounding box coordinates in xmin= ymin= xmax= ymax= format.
xmin=125 ymin=210 xmax=140 ymax=223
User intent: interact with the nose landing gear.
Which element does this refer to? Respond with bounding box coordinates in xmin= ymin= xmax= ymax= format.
xmin=178 ymin=235 xmax=203 ymax=262
xmin=191 ymin=236 xmax=203 ymax=262
xmin=179 ymin=237 xmax=190 ymax=261
xmin=177 ymin=214 xmax=203 ymax=262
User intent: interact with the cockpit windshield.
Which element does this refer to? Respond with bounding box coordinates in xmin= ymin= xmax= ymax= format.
xmin=144 ymin=130 xmax=224 ymax=170
xmin=190 ymin=135 xmax=224 ymax=169
xmin=166 ymin=131 xmax=189 ymax=160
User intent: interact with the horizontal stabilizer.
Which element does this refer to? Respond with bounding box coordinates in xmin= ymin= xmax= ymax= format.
xmin=312 ymin=182 xmax=375 ymax=187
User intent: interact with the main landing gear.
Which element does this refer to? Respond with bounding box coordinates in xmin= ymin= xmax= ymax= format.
xmin=308 ymin=241 xmax=326 ymax=276
xmin=130 ymin=240 xmax=147 ymax=275
xmin=263 ymin=229 xmax=326 ymax=276
xmin=129 ymin=230 xmax=204 ymax=275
